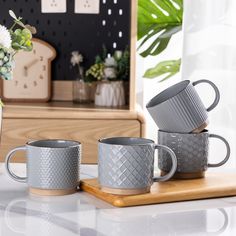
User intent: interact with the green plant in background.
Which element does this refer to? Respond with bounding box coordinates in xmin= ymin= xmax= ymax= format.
xmin=115 ymin=47 xmax=130 ymax=81
xmin=0 ymin=10 xmax=36 ymax=82
xmin=0 ymin=47 xmax=14 ymax=81
xmin=138 ymin=0 xmax=183 ymax=81
xmin=9 ymin=10 xmax=36 ymax=52
xmin=86 ymin=63 xmax=105 ymax=81
xmin=144 ymin=58 xmax=181 ymax=81
xmin=86 ymin=46 xmax=130 ymax=82
xmin=85 ymin=45 xmax=106 ymax=82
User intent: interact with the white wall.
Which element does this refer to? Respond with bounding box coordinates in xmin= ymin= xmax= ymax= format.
xmin=137 ymin=0 xmax=236 ymax=169
xmin=181 ymin=0 xmax=236 ymax=169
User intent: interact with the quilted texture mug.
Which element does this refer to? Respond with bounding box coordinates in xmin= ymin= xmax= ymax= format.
xmin=158 ymin=130 xmax=230 ymax=179
xmin=5 ymin=140 xmax=81 ymax=196
xmin=146 ymin=80 xmax=220 ymax=133
xmin=98 ymin=137 xmax=177 ymax=195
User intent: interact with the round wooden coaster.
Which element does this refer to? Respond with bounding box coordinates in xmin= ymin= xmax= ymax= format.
xmin=29 ymin=188 xmax=77 ymax=196
xmin=101 ymin=186 xmax=150 ymax=195
xmin=192 ymin=121 xmax=209 ymax=133
xmin=161 ymin=171 xmax=205 ymax=179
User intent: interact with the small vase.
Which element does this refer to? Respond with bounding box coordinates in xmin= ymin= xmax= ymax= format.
xmin=73 ymin=80 xmax=91 ymax=104
xmin=73 ymin=67 xmax=91 ymax=104
xmin=95 ymin=81 xmax=125 ymax=107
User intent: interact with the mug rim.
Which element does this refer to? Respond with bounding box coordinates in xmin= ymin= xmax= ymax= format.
xmin=99 ymin=137 xmax=155 ymax=146
xmin=158 ymin=129 xmax=209 ymax=135
xmin=146 ymin=80 xmax=190 ymax=108
xmin=26 ymin=139 xmax=81 ymax=148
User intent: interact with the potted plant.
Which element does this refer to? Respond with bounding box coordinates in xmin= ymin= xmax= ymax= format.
xmin=86 ymin=47 xmax=130 ymax=107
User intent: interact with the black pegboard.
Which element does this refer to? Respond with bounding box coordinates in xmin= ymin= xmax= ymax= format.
xmin=0 ymin=0 xmax=131 ymax=80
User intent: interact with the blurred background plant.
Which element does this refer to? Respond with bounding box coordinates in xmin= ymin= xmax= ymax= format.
xmin=86 ymin=46 xmax=130 ymax=82
xmin=0 ymin=10 xmax=36 ymax=82
xmin=138 ymin=0 xmax=183 ymax=81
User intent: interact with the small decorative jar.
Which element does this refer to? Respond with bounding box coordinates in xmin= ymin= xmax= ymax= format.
xmin=73 ymin=67 xmax=91 ymax=104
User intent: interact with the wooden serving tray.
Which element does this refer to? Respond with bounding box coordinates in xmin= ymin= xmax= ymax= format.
xmin=80 ymin=173 xmax=236 ymax=207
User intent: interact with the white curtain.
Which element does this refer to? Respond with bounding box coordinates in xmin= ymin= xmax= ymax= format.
xmin=182 ymin=0 xmax=236 ymax=168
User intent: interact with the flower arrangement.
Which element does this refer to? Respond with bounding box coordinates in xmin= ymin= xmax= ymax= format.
xmin=86 ymin=46 xmax=130 ymax=82
xmin=0 ymin=10 xmax=36 ymax=81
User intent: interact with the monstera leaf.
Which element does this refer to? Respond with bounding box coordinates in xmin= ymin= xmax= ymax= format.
xmin=138 ymin=0 xmax=183 ymax=57
xmin=144 ymin=59 xmax=181 ymax=81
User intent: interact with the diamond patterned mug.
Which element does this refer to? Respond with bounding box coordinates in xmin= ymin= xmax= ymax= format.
xmin=5 ymin=140 xmax=81 ymax=196
xmin=98 ymin=137 xmax=177 ymax=195
xmin=158 ymin=130 xmax=230 ymax=179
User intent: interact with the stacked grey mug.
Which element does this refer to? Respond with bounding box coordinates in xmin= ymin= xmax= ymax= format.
xmin=146 ymin=79 xmax=230 ymax=179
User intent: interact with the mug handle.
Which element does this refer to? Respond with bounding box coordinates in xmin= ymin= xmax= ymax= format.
xmin=153 ymin=144 xmax=177 ymax=182
xmin=5 ymin=146 xmax=27 ymax=183
xmin=206 ymin=208 xmax=229 ymax=235
xmin=208 ymin=134 xmax=230 ymax=168
xmin=192 ymin=79 xmax=220 ymax=112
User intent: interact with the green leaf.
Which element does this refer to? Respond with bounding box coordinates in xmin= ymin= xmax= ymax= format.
xmin=138 ymin=0 xmax=183 ymax=57
xmin=25 ymin=24 xmax=37 ymax=34
xmin=9 ymin=10 xmax=17 ymax=20
xmin=22 ymin=28 xmax=32 ymax=40
xmin=143 ymin=59 xmax=181 ymax=81
xmin=15 ymin=20 xmax=26 ymax=28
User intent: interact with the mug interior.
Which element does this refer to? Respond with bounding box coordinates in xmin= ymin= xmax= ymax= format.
xmin=99 ymin=137 xmax=154 ymax=146
xmin=27 ymin=140 xmax=81 ymax=148
xmin=146 ymin=80 xmax=190 ymax=108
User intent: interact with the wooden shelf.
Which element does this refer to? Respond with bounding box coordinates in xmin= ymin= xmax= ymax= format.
xmin=1 ymin=101 xmax=145 ymax=164
xmin=2 ymin=102 xmax=141 ymax=120
xmin=4 ymin=101 xmax=129 ymax=109
xmin=4 ymin=101 xmax=129 ymax=112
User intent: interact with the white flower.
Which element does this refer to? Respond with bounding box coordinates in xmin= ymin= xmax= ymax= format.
xmin=0 ymin=25 xmax=12 ymax=48
xmin=105 ymin=57 xmax=117 ymax=67
xmin=71 ymin=51 xmax=83 ymax=66
xmin=104 ymin=67 xmax=117 ymax=79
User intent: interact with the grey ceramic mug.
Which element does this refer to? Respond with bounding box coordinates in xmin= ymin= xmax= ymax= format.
xmin=5 ymin=140 xmax=81 ymax=196
xmin=146 ymin=80 xmax=220 ymax=133
xmin=98 ymin=137 xmax=177 ymax=195
xmin=158 ymin=130 xmax=230 ymax=179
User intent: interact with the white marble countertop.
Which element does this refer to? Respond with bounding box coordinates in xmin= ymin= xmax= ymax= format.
xmin=0 ymin=164 xmax=236 ymax=236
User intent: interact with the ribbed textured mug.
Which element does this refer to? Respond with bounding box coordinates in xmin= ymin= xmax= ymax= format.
xmin=146 ymin=80 xmax=220 ymax=133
